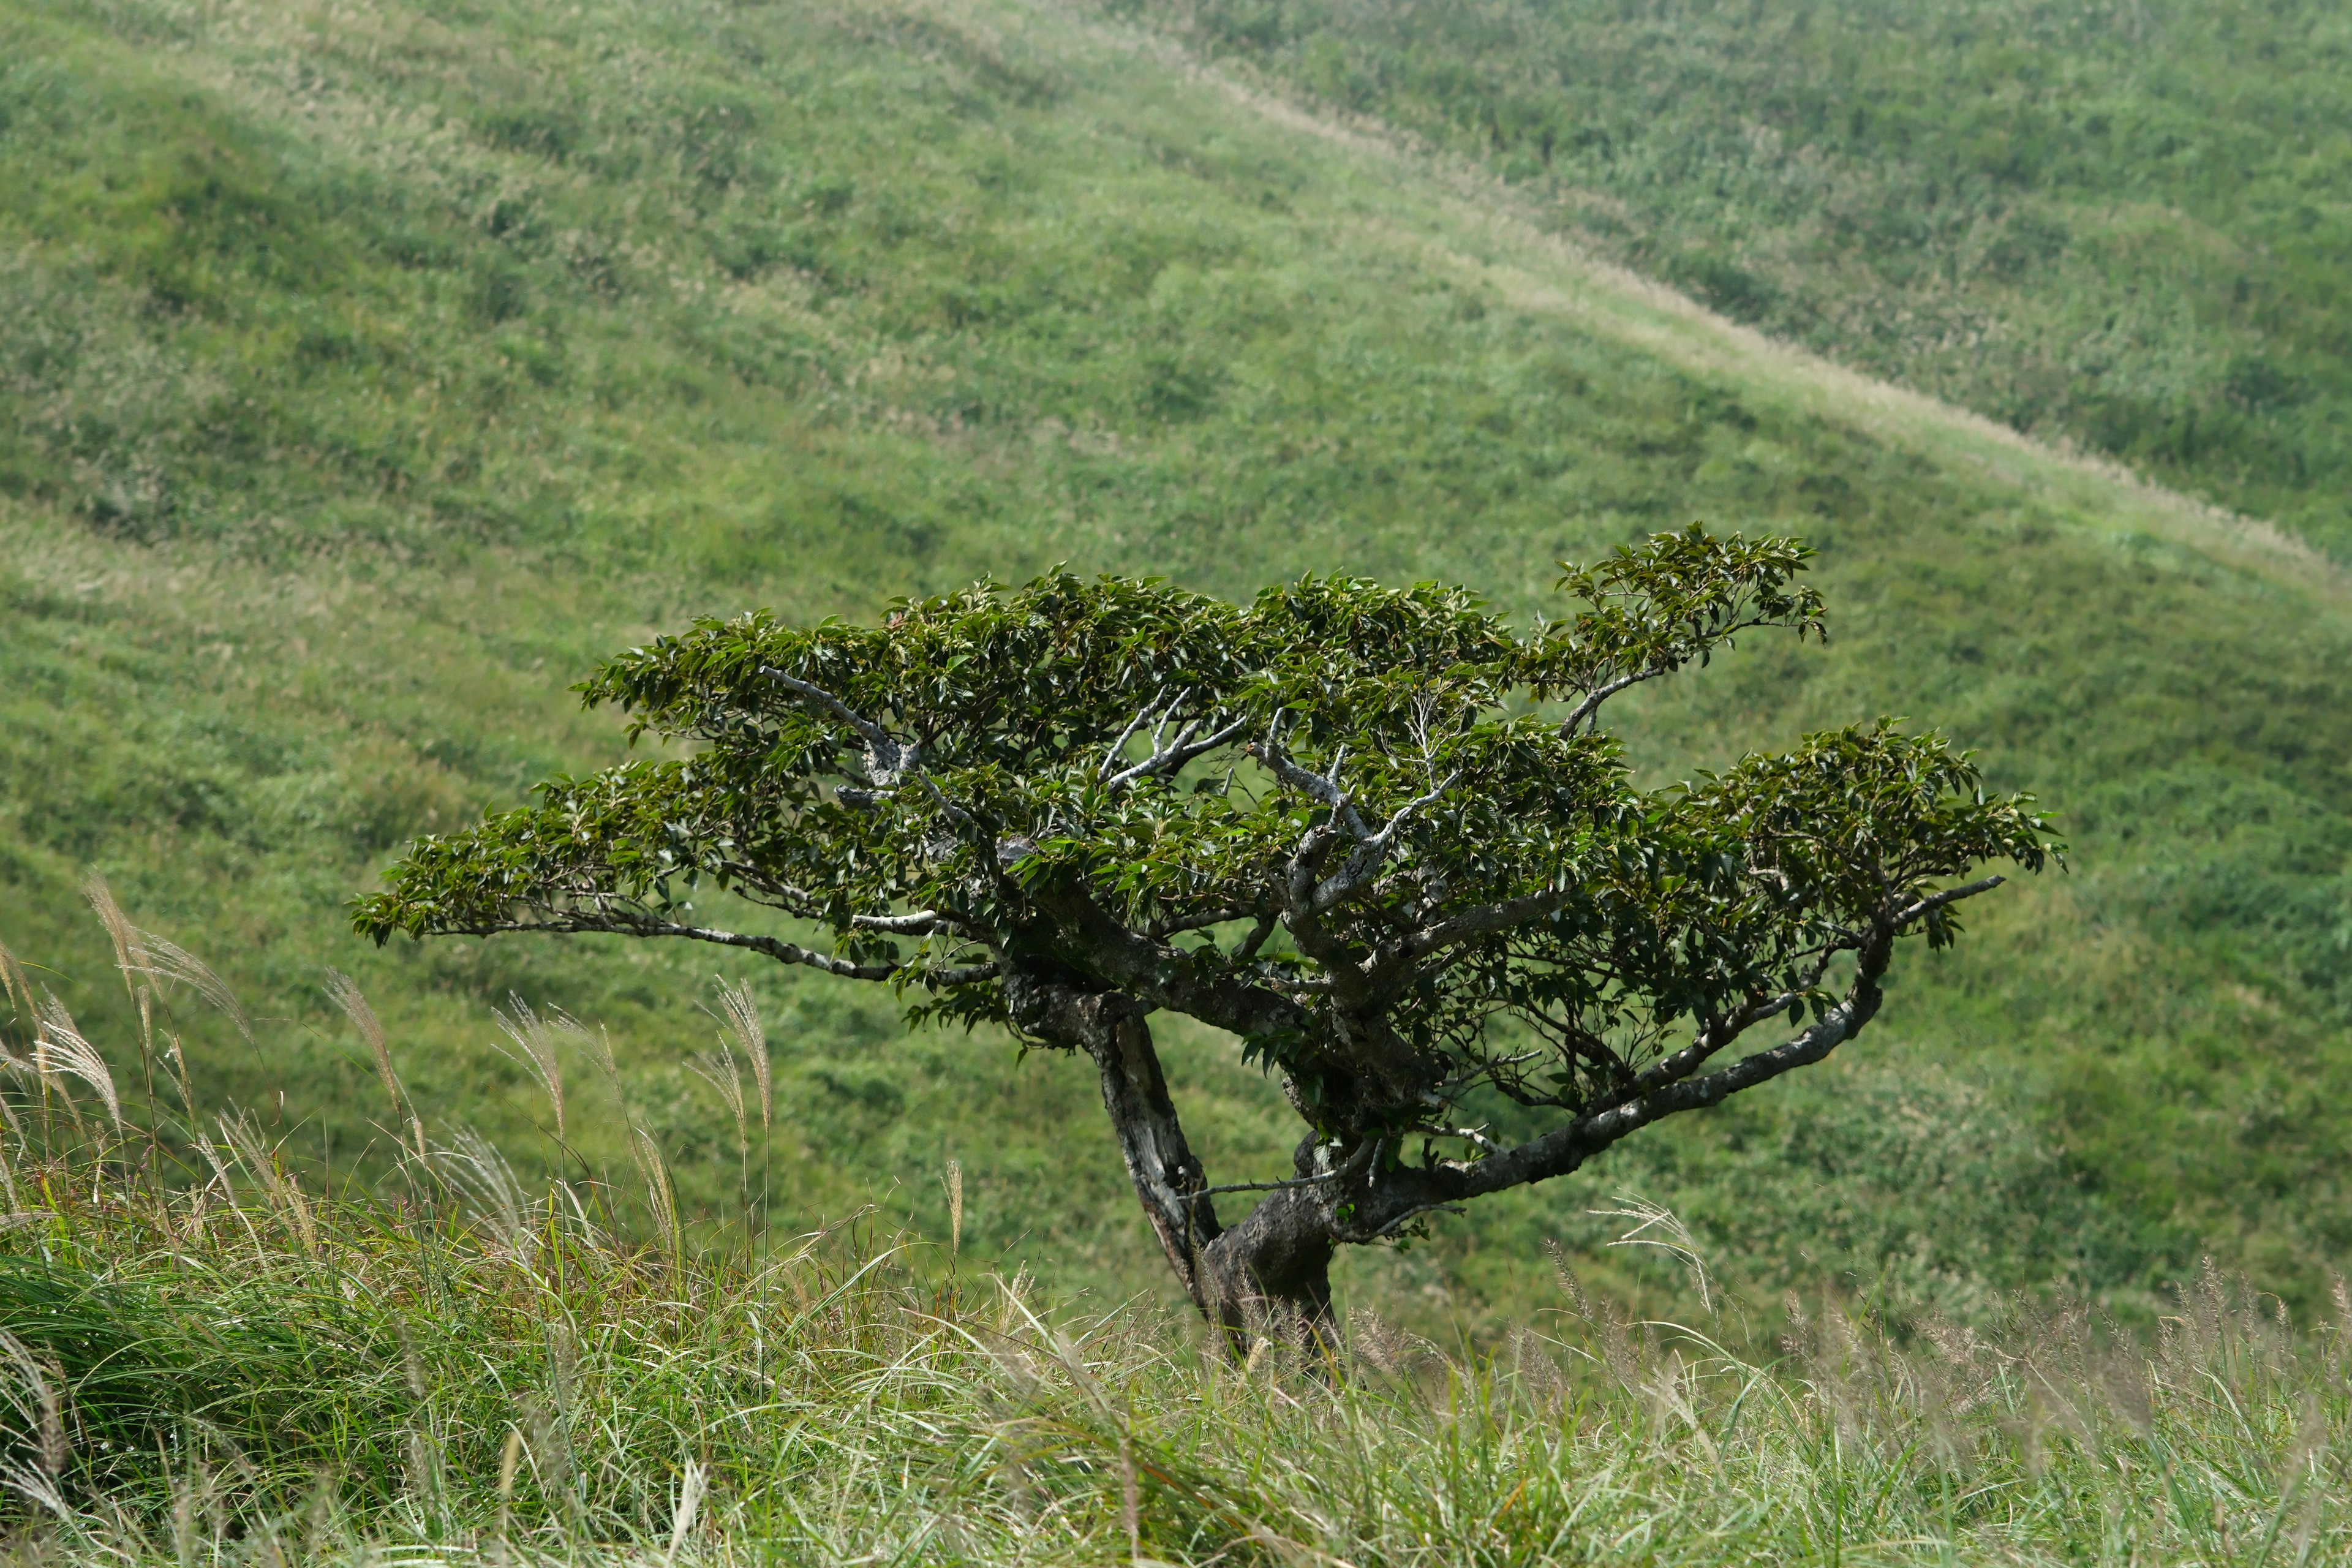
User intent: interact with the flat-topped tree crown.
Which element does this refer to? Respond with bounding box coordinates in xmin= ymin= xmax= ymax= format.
xmin=356 ymin=526 xmax=2056 ymax=1338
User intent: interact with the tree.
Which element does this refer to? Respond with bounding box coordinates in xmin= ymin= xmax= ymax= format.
xmin=355 ymin=527 xmax=2056 ymax=1340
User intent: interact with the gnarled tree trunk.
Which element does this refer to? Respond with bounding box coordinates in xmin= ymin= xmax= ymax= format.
xmin=1005 ymin=970 xmax=1336 ymax=1349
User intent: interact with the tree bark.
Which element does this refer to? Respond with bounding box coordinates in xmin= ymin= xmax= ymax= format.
xmin=1004 ymin=967 xmax=1338 ymax=1349
xmin=1196 ymin=1166 xmax=1337 ymax=1346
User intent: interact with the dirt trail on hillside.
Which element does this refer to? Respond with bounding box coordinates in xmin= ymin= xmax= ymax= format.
xmin=985 ymin=0 xmax=2342 ymax=600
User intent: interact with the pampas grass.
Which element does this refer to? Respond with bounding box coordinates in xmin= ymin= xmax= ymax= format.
xmin=0 ymin=907 xmax=2341 ymax=1564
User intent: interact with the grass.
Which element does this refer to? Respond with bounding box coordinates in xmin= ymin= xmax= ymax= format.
xmin=0 ymin=923 xmax=2348 ymax=1564
xmin=0 ymin=0 xmax=2346 ymax=1338
xmin=1129 ymin=0 xmax=2352 ymax=562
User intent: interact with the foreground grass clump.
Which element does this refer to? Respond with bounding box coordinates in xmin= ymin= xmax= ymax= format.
xmin=7 ymin=1150 xmax=2352 ymax=1563
xmin=0 ymin=932 xmax=2346 ymax=1563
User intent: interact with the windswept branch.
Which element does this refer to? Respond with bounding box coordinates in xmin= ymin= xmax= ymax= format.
xmin=1310 ymin=774 xmax=1457 ymax=914
xmin=850 ymin=909 xmax=965 ymax=936
xmin=1026 ymin=884 xmax=1308 ymax=1043
xmin=1101 ymin=689 xmax=1250 ymax=796
xmin=1180 ymin=1137 xmax=1379 ymax=1207
xmin=439 ymin=909 xmax=905 ymax=981
xmin=1592 ymin=987 xmax=1804 ymax=1113
xmin=1894 ymin=875 xmax=2004 ymax=927
xmin=1370 ymin=887 xmax=1574 ymax=986
xmin=764 ymin=666 xmax=914 ymax=784
xmin=1556 ymin=608 xmax=1796 ymax=734
xmin=1559 ymin=666 xmax=1673 ymax=736
xmin=1145 ymin=905 xmax=1259 ymax=940
xmin=1400 ymin=921 xmax=1901 ymax=1215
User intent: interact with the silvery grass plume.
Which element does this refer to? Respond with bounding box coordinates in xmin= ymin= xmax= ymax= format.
xmin=631 ymin=1125 xmax=680 ymax=1258
xmin=326 ymin=967 xmax=426 ymax=1159
xmin=0 ymin=929 xmax=29 ymax=1017
xmin=1593 ymin=1192 xmax=1716 ymax=1314
xmin=492 ymin=995 xmax=581 ymax=1144
xmin=7 ymin=992 xmax=123 ymax=1133
xmin=434 ymin=1126 xmax=536 ymax=1266
xmin=946 ymin=1156 xmax=964 ymax=1256
xmin=323 ymin=968 xmax=399 ymax=1115
xmin=81 ymin=874 xmax=251 ymax=1044
xmin=0 ymin=1327 xmax=67 ymax=1524
xmin=710 ymin=976 xmax=770 ymax=1136
xmin=689 ymin=1031 xmax=748 ymax=1164
xmin=217 ymin=1109 xmax=318 ymax=1256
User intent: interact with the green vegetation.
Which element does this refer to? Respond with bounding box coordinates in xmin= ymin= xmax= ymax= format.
xmin=1133 ymin=0 xmax=2352 ymax=560
xmin=350 ymin=533 xmax=2057 ymax=1336
xmin=0 ymin=960 xmax=2345 ymax=1564
xmin=0 ymin=0 xmax=2346 ymax=1358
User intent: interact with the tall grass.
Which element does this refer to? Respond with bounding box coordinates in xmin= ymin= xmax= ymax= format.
xmin=0 ymin=915 xmax=2345 ymax=1564
xmin=1131 ymin=0 xmax=2352 ymax=562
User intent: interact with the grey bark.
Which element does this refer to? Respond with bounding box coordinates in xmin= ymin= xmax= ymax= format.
xmin=1004 ymin=967 xmax=1336 ymax=1344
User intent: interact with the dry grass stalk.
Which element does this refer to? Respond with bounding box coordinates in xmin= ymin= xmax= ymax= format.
xmin=632 ymin=1126 xmax=680 ymax=1257
xmin=493 ymin=996 xmax=574 ymax=1143
xmin=0 ymin=927 xmax=28 ymax=1020
xmin=665 ymin=1458 xmax=707 ymax=1564
xmin=83 ymin=881 xmax=254 ymax=1044
xmin=1593 ymin=1193 xmax=1715 ymax=1314
xmin=325 ymin=968 xmax=402 ymax=1115
xmin=219 ymin=1110 xmax=318 ymax=1256
xmin=690 ymin=1036 xmax=748 ymax=1162
xmin=20 ymin=991 xmax=122 ymax=1131
xmin=0 ymin=1327 xmax=66 ymax=1482
xmin=81 ymin=873 xmax=155 ymax=1052
xmin=494 ymin=1425 xmax=523 ymax=1553
xmin=583 ymin=1020 xmax=630 ymax=1120
xmin=437 ymin=1127 xmax=535 ymax=1263
xmin=946 ymin=1156 xmax=964 ymax=1256
xmin=712 ymin=977 xmax=771 ymax=1136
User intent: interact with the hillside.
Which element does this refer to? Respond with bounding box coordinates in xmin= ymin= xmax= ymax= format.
xmin=1 ymin=0 xmax=2348 ymax=1330
xmin=2 ymin=1130 xmax=2345 ymax=1560
xmin=1134 ymin=0 xmax=2352 ymax=561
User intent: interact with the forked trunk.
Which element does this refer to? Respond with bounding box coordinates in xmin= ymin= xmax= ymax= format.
xmin=1005 ymin=972 xmax=1336 ymax=1349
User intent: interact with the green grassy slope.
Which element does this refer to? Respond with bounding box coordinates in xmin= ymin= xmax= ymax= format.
xmin=1129 ymin=0 xmax=2352 ymax=560
xmin=1 ymin=0 xmax=2346 ymax=1328
xmin=6 ymin=1147 xmax=2347 ymax=1562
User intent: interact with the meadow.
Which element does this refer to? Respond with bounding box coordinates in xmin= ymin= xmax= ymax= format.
xmin=0 ymin=0 xmax=2346 ymax=1390
xmin=0 ymin=940 xmax=2346 ymax=1564
xmin=1134 ymin=0 xmax=2352 ymax=560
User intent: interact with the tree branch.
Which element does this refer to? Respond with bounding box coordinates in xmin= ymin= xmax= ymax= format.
xmin=1559 ymin=665 xmax=1672 ymax=735
xmin=1099 ymin=684 xmax=1170 ymax=778
xmin=764 ymin=666 xmax=914 ymax=784
xmin=1103 ymin=713 xmax=1250 ymax=796
xmin=1556 ymin=609 xmax=1798 ymax=734
xmin=1587 ymin=987 xmax=1801 ymax=1114
xmin=1341 ymin=922 xmax=1899 ymax=1235
xmin=1893 ymin=875 xmax=2004 ymax=926
xmin=1027 ymin=884 xmax=1309 ymax=1043
xmin=850 ymin=908 xmax=957 ymax=935
xmin=1370 ymin=887 xmax=1574 ymax=985
xmin=432 ymin=907 xmax=1005 ymax=989
xmin=1180 ymin=1137 xmax=1378 ymax=1207
xmin=443 ymin=910 xmax=903 ymax=980
xmin=1146 ymin=905 xmax=1257 ymax=940
xmin=1310 ymin=774 xmax=1457 ymax=914
xmin=1465 ymin=930 xmax=1893 ymax=1200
